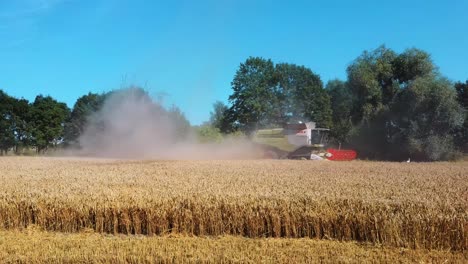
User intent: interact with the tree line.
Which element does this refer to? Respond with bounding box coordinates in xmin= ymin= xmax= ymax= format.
xmin=1 ymin=45 xmax=467 ymax=160
xmin=0 ymin=88 xmax=191 ymax=155
xmin=0 ymin=92 xmax=69 ymax=154
xmin=208 ymin=45 xmax=467 ymax=161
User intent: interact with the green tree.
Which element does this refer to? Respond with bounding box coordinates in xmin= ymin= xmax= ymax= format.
xmin=347 ymin=46 xmax=434 ymax=124
xmin=11 ymin=98 xmax=32 ymax=154
xmin=167 ymin=105 xmax=191 ymax=141
xmin=454 ymin=80 xmax=468 ymax=152
xmin=388 ymin=77 xmax=464 ymax=160
xmin=346 ymin=45 xmax=440 ymax=160
xmin=226 ymin=57 xmax=332 ymax=135
xmin=275 ymin=63 xmax=332 ymax=127
xmin=0 ymin=91 xmax=33 ymax=155
xmin=64 ymin=92 xmax=106 ymax=146
xmin=455 ymin=80 xmax=468 ymax=108
xmin=347 ymin=46 xmax=397 ymax=123
xmin=218 ymin=106 xmax=238 ymax=134
xmin=209 ymin=101 xmax=228 ymax=130
xmin=0 ymin=90 xmax=16 ymax=155
xmin=392 ymin=48 xmax=435 ymax=84
xmin=228 ymin=57 xmax=277 ymax=135
xmin=30 ymin=95 xmax=70 ymax=153
xmin=326 ymin=80 xmax=353 ymax=144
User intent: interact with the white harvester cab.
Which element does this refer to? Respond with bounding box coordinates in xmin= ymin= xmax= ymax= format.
xmin=283 ymin=121 xmax=331 ymax=160
xmin=284 ymin=121 xmax=330 ymax=148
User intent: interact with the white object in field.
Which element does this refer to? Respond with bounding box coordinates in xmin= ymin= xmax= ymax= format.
xmin=310 ymin=154 xmax=324 ymax=160
xmin=286 ymin=122 xmax=315 ymax=146
xmin=407 ymin=158 xmax=411 ymax=163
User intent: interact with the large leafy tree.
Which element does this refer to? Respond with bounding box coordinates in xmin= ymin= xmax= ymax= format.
xmin=209 ymin=101 xmax=228 ymax=130
xmin=0 ymin=91 xmax=16 ymax=154
xmin=275 ymin=63 xmax=332 ymax=127
xmin=345 ymin=45 xmax=454 ymax=160
xmin=167 ymin=104 xmax=191 ymax=141
xmin=347 ymin=46 xmax=434 ymax=124
xmin=388 ymin=77 xmax=464 ymax=160
xmin=64 ymin=92 xmax=106 ymax=146
xmin=326 ymin=79 xmax=353 ymax=144
xmin=11 ymin=98 xmax=32 ymax=153
xmin=347 ymin=46 xmax=397 ymax=123
xmin=0 ymin=91 xmax=32 ymax=155
xmin=454 ymin=80 xmax=468 ymax=152
xmin=226 ymin=57 xmax=332 ymax=135
xmin=30 ymin=95 xmax=70 ymax=153
xmin=228 ymin=57 xmax=277 ymax=134
xmin=392 ymin=48 xmax=435 ymax=84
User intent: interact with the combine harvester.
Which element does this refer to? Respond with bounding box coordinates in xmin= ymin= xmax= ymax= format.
xmin=256 ymin=121 xmax=357 ymax=161
xmin=284 ymin=121 xmax=356 ymax=161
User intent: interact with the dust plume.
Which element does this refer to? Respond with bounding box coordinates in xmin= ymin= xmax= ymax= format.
xmin=73 ymin=87 xmax=266 ymax=159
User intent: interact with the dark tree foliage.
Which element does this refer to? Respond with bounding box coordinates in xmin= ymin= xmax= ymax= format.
xmin=347 ymin=46 xmax=433 ymax=124
xmin=30 ymin=95 xmax=70 ymax=153
xmin=344 ymin=45 xmax=463 ymax=160
xmin=11 ymin=98 xmax=32 ymax=153
xmin=228 ymin=57 xmax=278 ymax=134
xmin=218 ymin=106 xmax=239 ymax=134
xmin=167 ymin=104 xmax=192 ymax=141
xmin=0 ymin=91 xmax=16 ymax=154
xmin=388 ymin=77 xmax=464 ymax=160
xmin=276 ymin=63 xmax=332 ymax=128
xmin=326 ymin=80 xmax=353 ymax=144
xmin=226 ymin=57 xmax=332 ymax=135
xmin=209 ymin=101 xmax=228 ymax=131
xmin=454 ymin=80 xmax=468 ymax=152
xmin=347 ymin=46 xmax=397 ymax=123
xmin=392 ymin=48 xmax=435 ymax=84
xmin=0 ymin=91 xmax=33 ymax=155
xmin=64 ymin=92 xmax=106 ymax=146
xmin=455 ymin=81 xmax=468 ymax=109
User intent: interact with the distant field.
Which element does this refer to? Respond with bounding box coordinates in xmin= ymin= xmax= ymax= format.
xmin=0 ymin=157 xmax=466 ymax=262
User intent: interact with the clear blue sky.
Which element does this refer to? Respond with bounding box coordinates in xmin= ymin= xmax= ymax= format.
xmin=1 ymin=0 xmax=467 ymax=125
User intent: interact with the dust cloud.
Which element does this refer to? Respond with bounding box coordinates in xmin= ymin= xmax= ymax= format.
xmin=72 ymin=88 xmax=267 ymax=160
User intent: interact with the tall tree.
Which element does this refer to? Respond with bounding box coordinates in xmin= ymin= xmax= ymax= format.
xmin=11 ymin=98 xmax=32 ymax=153
xmin=326 ymin=79 xmax=353 ymax=144
xmin=455 ymin=80 xmax=468 ymax=109
xmin=209 ymin=101 xmax=228 ymax=130
xmin=347 ymin=46 xmax=397 ymax=123
xmin=30 ymin=95 xmax=70 ymax=153
xmin=0 ymin=91 xmax=32 ymax=155
xmin=454 ymin=80 xmax=468 ymax=152
xmin=167 ymin=104 xmax=191 ymax=141
xmin=228 ymin=57 xmax=277 ymax=134
xmin=346 ymin=45 xmax=443 ymax=160
xmin=347 ymin=45 xmax=434 ymax=124
xmin=388 ymin=77 xmax=464 ymax=160
xmin=392 ymin=48 xmax=435 ymax=84
xmin=0 ymin=90 xmax=16 ymax=155
xmin=64 ymin=92 xmax=106 ymax=146
xmin=226 ymin=57 xmax=332 ymax=135
xmin=275 ymin=63 xmax=332 ymax=127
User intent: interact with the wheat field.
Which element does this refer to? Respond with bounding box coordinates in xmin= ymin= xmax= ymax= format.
xmin=0 ymin=157 xmax=466 ymax=262
xmin=1 ymin=228 xmax=466 ymax=263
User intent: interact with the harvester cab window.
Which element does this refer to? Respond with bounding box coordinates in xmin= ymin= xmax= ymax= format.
xmin=310 ymin=129 xmax=329 ymax=146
